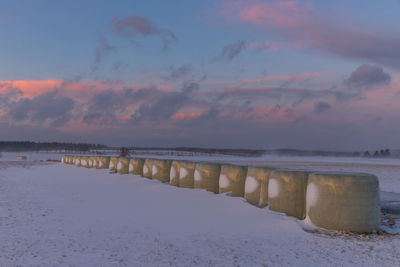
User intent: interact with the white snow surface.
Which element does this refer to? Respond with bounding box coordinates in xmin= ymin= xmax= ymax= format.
xmin=1 ymin=156 xmax=400 ymax=266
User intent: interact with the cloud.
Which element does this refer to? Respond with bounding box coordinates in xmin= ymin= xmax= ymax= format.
xmin=92 ymin=35 xmax=116 ymax=72
xmin=223 ymin=0 xmax=400 ymax=69
xmin=343 ymin=64 xmax=391 ymax=88
xmin=313 ymin=101 xmax=331 ymax=113
xmin=110 ymin=15 xmax=177 ymax=49
xmin=221 ymin=40 xmax=247 ymax=60
xmin=131 ymin=82 xmax=200 ymax=123
xmin=241 ymin=72 xmax=327 ymax=85
xmin=9 ymin=91 xmax=74 ymax=127
xmin=164 ymin=64 xmax=192 ymax=81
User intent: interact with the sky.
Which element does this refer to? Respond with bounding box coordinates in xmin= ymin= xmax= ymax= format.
xmin=1 ymin=0 xmax=400 ymax=150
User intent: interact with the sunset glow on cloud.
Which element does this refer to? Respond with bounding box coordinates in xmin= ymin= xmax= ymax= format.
xmin=1 ymin=0 xmax=400 ymax=149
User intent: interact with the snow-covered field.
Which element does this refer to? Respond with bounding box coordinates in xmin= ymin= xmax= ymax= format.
xmin=1 ymin=152 xmax=400 ymax=266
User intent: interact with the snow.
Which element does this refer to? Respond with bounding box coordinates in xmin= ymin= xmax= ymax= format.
xmin=170 ymin=165 xmax=176 ymax=179
xmin=306 ymin=182 xmax=319 ymax=213
xmin=180 ymin=167 xmax=188 ymax=178
xmin=152 ymin=165 xmax=158 ymax=175
xmin=268 ymin=178 xmax=280 ymax=199
xmin=143 ymin=164 xmax=149 ymax=175
xmin=219 ymin=174 xmax=230 ymax=189
xmin=129 ymin=163 xmax=134 ymax=173
xmin=244 ymin=176 xmax=259 ymax=194
xmin=194 ymin=170 xmax=201 ymax=181
xmin=1 ymin=152 xmax=400 ymax=266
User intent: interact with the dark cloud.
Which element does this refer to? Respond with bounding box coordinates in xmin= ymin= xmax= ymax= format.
xmin=92 ymin=35 xmax=115 ymax=72
xmin=343 ymin=64 xmax=391 ymax=88
xmin=131 ymin=82 xmax=200 ymax=123
xmin=9 ymin=91 xmax=74 ymax=126
xmin=221 ymin=40 xmax=247 ymax=60
xmin=313 ymin=101 xmax=331 ymax=113
xmin=164 ymin=64 xmax=192 ymax=81
xmin=110 ymin=15 xmax=177 ymax=49
xmin=83 ymin=87 xmax=159 ymax=124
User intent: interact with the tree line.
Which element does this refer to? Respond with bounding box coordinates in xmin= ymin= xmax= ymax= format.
xmin=0 ymin=141 xmax=106 ymax=152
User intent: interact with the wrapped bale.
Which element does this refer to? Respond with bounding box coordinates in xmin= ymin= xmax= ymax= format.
xmin=62 ymin=155 xmax=67 ymax=164
xmin=117 ymin=157 xmax=130 ymax=174
xmin=194 ymin=163 xmax=221 ymax=193
xmin=98 ymin=156 xmax=110 ymax=169
xmin=179 ymin=161 xmax=196 ymax=188
xmin=109 ymin=157 xmax=119 ymax=171
xmin=268 ymin=170 xmax=308 ymax=219
xmin=219 ymin=165 xmax=248 ymax=197
xmin=80 ymin=157 xmax=89 ymax=168
xmin=143 ymin=159 xmax=154 ymax=179
xmin=245 ymin=167 xmax=273 ymax=207
xmin=169 ymin=161 xmax=181 ymax=186
xmin=152 ymin=159 xmax=173 ymax=182
xmin=68 ymin=156 xmax=74 ymax=164
xmin=88 ymin=156 xmax=95 ymax=168
xmin=129 ymin=158 xmax=145 ymax=175
xmin=306 ymin=172 xmax=380 ymax=233
xmin=92 ymin=157 xmax=97 ymax=169
xmin=74 ymin=156 xmax=81 ymax=167
xmin=94 ymin=156 xmax=101 ymax=168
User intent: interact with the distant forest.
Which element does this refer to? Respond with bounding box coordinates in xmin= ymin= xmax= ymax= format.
xmin=0 ymin=141 xmax=395 ymax=158
xmin=0 ymin=141 xmax=106 ymax=152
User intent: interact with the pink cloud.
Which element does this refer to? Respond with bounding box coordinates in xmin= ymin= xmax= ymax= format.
xmin=172 ymin=113 xmax=201 ymax=120
xmin=221 ymin=0 xmax=400 ymax=69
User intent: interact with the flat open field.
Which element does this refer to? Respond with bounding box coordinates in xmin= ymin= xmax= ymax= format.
xmin=1 ymin=153 xmax=400 ymax=266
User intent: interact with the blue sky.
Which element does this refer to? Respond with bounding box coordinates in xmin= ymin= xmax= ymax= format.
xmin=1 ymin=0 xmax=400 ymax=150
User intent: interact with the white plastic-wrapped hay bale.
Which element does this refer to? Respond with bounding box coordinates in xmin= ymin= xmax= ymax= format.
xmin=109 ymin=157 xmax=119 ymax=171
xmin=268 ymin=170 xmax=308 ymax=219
xmin=170 ymin=161 xmax=181 ymax=186
xmin=129 ymin=158 xmax=145 ymax=175
xmin=88 ymin=156 xmax=95 ymax=168
xmin=143 ymin=159 xmax=154 ymax=179
xmin=74 ymin=156 xmax=81 ymax=167
xmin=194 ymin=163 xmax=221 ymax=193
xmin=80 ymin=157 xmax=89 ymax=167
xmin=245 ymin=167 xmax=273 ymax=207
xmin=68 ymin=156 xmax=74 ymax=164
xmin=94 ymin=156 xmax=100 ymax=168
xmin=179 ymin=161 xmax=196 ymax=188
xmin=117 ymin=157 xmax=130 ymax=174
xmin=306 ymin=172 xmax=380 ymax=233
xmin=219 ymin=165 xmax=248 ymax=197
xmin=98 ymin=156 xmax=110 ymax=169
xmin=152 ymin=159 xmax=172 ymax=182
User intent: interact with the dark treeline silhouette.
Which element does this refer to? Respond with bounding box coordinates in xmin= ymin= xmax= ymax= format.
xmin=0 ymin=141 xmax=106 ymax=152
xmin=364 ymin=149 xmax=391 ymax=158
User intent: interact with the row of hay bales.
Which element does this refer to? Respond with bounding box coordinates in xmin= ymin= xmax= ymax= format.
xmin=62 ymin=155 xmax=381 ymax=233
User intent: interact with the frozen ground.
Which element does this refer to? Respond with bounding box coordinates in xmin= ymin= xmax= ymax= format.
xmin=0 ymin=157 xmax=400 ymax=266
